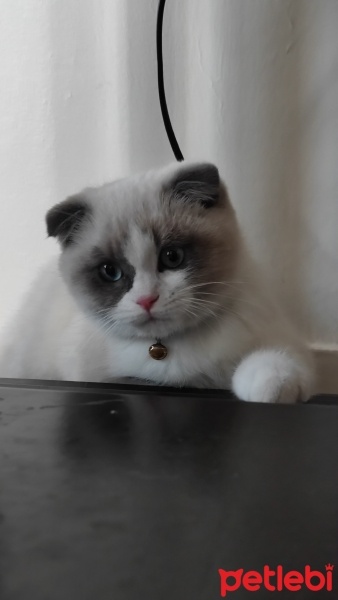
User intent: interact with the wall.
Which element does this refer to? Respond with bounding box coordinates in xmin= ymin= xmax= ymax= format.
xmin=0 ymin=0 xmax=338 ymax=346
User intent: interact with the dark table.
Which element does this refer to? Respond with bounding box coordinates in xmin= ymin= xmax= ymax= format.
xmin=1 ymin=379 xmax=338 ymax=599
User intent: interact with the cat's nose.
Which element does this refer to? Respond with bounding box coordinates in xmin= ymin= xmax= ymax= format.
xmin=136 ymin=294 xmax=159 ymax=312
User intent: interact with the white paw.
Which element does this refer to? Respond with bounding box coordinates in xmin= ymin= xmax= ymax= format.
xmin=232 ymin=349 xmax=313 ymax=404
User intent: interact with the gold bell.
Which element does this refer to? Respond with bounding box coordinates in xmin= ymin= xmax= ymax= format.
xmin=149 ymin=342 xmax=168 ymax=360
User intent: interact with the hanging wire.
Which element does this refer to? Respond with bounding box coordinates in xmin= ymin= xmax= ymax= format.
xmin=156 ymin=0 xmax=184 ymax=161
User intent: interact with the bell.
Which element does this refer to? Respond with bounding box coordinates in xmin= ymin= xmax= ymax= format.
xmin=149 ymin=342 xmax=168 ymax=360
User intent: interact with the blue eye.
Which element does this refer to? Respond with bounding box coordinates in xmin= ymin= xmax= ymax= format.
xmin=159 ymin=247 xmax=185 ymax=269
xmin=99 ymin=264 xmax=123 ymax=282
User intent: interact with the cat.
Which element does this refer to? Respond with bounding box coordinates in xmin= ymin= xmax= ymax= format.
xmin=0 ymin=161 xmax=314 ymax=402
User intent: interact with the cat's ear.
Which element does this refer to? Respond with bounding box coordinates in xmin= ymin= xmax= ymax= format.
xmin=166 ymin=162 xmax=225 ymax=208
xmin=46 ymin=194 xmax=90 ymax=246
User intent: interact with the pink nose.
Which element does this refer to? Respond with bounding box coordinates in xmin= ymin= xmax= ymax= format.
xmin=136 ymin=294 xmax=159 ymax=312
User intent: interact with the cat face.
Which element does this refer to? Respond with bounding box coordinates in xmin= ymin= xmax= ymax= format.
xmin=46 ymin=162 xmax=241 ymax=340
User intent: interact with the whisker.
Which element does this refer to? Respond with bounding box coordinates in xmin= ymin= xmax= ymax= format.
xmin=175 ymin=288 xmax=264 ymax=312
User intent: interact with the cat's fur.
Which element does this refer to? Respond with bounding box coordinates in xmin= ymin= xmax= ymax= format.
xmin=0 ymin=162 xmax=314 ymax=402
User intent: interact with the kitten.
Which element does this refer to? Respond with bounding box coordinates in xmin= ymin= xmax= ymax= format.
xmin=0 ymin=162 xmax=314 ymax=402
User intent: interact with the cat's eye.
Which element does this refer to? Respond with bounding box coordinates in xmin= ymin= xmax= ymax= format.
xmin=98 ymin=263 xmax=123 ymax=282
xmin=159 ymin=246 xmax=185 ymax=269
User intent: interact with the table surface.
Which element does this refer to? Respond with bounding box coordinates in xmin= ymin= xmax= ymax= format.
xmin=1 ymin=378 xmax=338 ymax=599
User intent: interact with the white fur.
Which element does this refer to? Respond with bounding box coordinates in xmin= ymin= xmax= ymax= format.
xmin=0 ymin=162 xmax=315 ymax=403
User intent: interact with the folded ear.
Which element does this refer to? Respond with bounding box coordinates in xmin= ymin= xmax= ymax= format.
xmin=46 ymin=194 xmax=90 ymax=246
xmin=166 ymin=162 xmax=223 ymax=208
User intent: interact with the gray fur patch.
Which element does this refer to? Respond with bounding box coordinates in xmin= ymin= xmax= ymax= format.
xmin=77 ymin=246 xmax=136 ymax=312
xmin=46 ymin=194 xmax=90 ymax=246
xmin=166 ymin=163 xmax=220 ymax=208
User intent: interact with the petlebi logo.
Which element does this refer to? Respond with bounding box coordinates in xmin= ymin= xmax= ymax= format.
xmin=218 ymin=564 xmax=334 ymax=596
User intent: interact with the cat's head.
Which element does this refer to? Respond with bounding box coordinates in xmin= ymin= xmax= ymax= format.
xmin=46 ymin=162 xmax=241 ymax=340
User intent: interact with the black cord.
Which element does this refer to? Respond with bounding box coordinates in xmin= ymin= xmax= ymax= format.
xmin=156 ymin=0 xmax=184 ymax=161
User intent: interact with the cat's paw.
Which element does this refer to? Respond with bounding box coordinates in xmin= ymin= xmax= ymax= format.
xmin=231 ymin=349 xmax=313 ymax=404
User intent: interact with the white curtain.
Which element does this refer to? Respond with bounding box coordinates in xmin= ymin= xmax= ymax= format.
xmin=0 ymin=0 xmax=338 ymax=345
